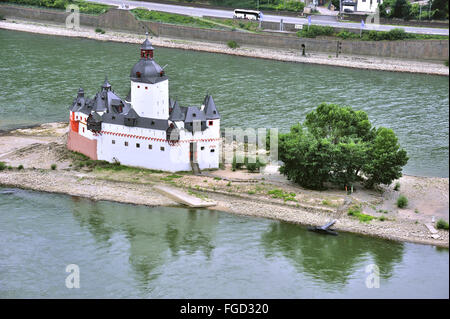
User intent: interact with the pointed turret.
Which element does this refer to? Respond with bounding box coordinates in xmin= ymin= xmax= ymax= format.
xmin=204 ymin=95 xmax=220 ymax=120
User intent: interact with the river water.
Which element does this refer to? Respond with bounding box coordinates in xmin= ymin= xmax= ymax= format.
xmin=0 ymin=29 xmax=449 ymax=298
xmin=0 ymin=29 xmax=448 ymax=177
xmin=0 ymin=188 xmax=448 ymax=298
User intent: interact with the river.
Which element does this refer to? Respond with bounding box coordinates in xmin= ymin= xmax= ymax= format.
xmin=0 ymin=188 xmax=448 ymax=298
xmin=0 ymin=29 xmax=448 ymax=177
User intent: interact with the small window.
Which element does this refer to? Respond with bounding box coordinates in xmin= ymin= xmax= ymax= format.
xmin=112 ymin=116 xmax=116 ymax=120
xmin=136 ymin=143 xmax=140 ymax=148
xmin=193 ymin=113 xmax=196 ymax=117
xmin=112 ymin=140 xmax=115 ymax=144
xmin=210 ymin=149 xmax=215 ymax=153
xmin=136 ymin=71 xmax=141 ymax=78
xmin=201 ymin=146 xmax=205 ymax=151
xmin=148 ymin=144 xmax=152 ymax=150
xmin=82 ymin=128 xmax=85 ymax=133
xmin=145 ymin=87 xmax=148 ymax=90
xmin=209 ymin=121 xmax=213 ymax=126
xmin=160 ymin=146 xmax=165 ymax=151
xmin=213 ymin=110 xmax=217 ymax=114
xmin=125 ymin=141 xmax=128 ymax=146
xmin=137 ymin=85 xmax=140 ymax=88
xmin=151 ymin=121 xmax=155 ymax=125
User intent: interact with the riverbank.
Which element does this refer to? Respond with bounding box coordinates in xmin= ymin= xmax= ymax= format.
xmin=1 ymin=123 xmax=448 ymax=247
xmin=0 ymin=19 xmax=448 ymax=76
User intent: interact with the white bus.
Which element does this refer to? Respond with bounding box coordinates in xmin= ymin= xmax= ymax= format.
xmin=233 ymin=9 xmax=262 ymax=21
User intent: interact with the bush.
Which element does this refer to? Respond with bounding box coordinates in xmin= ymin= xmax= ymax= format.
xmin=0 ymin=162 xmax=6 ymax=171
xmin=394 ymin=182 xmax=400 ymax=191
xmin=227 ymin=40 xmax=239 ymax=49
xmin=397 ymin=195 xmax=408 ymax=208
xmin=244 ymin=156 xmax=265 ymax=173
xmin=297 ymin=25 xmax=335 ymax=38
xmin=51 ymin=164 xmax=57 ymax=170
xmin=347 ymin=206 xmax=374 ymax=223
xmin=17 ymin=164 xmax=24 ymax=170
xmin=436 ymin=219 xmax=449 ymax=230
xmin=232 ymin=154 xmax=244 ymax=171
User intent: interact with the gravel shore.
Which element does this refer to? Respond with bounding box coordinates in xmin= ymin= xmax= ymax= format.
xmin=0 ymin=19 xmax=448 ymax=76
xmin=0 ymin=123 xmax=448 ymax=247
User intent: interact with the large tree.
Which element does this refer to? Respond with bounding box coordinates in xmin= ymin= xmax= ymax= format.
xmin=278 ymin=103 xmax=408 ymax=190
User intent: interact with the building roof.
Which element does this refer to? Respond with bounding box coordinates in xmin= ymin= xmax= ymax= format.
xmin=141 ymin=32 xmax=154 ymax=50
xmin=203 ymin=95 xmax=220 ymax=120
xmin=130 ymin=58 xmax=167 ymax=84
xmin=169 ymin=100 xmax=186 ymax=121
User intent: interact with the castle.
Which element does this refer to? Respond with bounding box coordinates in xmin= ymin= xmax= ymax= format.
xmin=68 ymin=35 xmax=221 ymax=172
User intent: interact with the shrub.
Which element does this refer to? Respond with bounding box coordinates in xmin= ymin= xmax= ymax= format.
xmin=394 ymin=182 xmax=400 ymax=191
xmin=347 ymin=206 xmax=374 ymax=223
xmin=95 ymin=28 xmax=105 ymax=34
xmin=0 ymin=162 xmax=6 ymax=171
xmin=244 ymin=156 xmax=266 ymax=173
xmin=397 ymin=195 xmax=408 ymax=208
xmin=436 ymin=219 xmax=449 ymax=230
xmin=297 ymin=25 xmax=335 ymax=38
xmin=232 ymin=154 xmax=244 ymax=171
xmin=51 ymin=164 xmax=57 ymax=170
xmin=227 ymin=40 xmax=239 ymax=49
xmin=17 ymin=164 xmax=24 ymax=170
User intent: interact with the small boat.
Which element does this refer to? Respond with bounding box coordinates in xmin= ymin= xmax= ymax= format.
xmin=307 ymin=219 xmax=338 ymax=236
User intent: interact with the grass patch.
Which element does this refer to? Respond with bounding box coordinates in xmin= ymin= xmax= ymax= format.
xmin=69 ymin=151 xmax=163 ymax=174
xmin=348 ymin=205 xmax=374 ymax=223
xmin=3 ymin=0 xmax=111 ymax=15
xmin=267 ymin=189 xmax=297 ymax=202
xmin=131 ymin=8 xmax=217 ymax=29
xmin=436 ymin=219 xmax=449 ymax=230
xmin=397 ymin=195 xmax=408 ymax=208
xmin=160 ymin=174 xmax=183 ymax=181
xmin=0 ymin=162 xmax=6 ymax=171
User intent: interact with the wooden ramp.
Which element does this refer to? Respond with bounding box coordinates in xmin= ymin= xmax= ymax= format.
xmin=154 ymin=185 xmax=217 ymax=208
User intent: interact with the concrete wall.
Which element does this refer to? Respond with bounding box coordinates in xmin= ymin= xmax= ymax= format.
xmin=1 ymin=5 xmax=447 ymax=61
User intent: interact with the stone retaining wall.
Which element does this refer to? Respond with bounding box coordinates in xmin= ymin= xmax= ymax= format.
xmin=1 ymin=5 xmax=447 ymax=61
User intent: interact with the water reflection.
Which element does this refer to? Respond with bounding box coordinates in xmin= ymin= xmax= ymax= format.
xmin=261 ymin=222 xmax=404 ymax=286
xmin=67 ymin=197 xmax=218 ymax=288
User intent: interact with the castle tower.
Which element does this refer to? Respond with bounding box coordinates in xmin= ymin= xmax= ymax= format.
xmin=129 ymin=34 xmax=169 ymax=119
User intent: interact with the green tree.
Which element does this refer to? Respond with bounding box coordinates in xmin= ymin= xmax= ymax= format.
xmin=279 ymin=124 xmax=332 ymax=190
xmin=278 ymin=104 xmax=408 ymax=190
xmin=362 ymin=127 xmax=408 ymax=188
xmin=432 ymin=0 xmax=449 ymax=19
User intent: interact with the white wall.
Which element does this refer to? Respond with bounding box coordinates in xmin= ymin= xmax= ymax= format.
xmin=96 ymin=123 xmax=220 ymax=172
xmin=131 ymin=79 xmax=169 ymax=119
xmin=357 ymin=0 xmax=381 ymax=13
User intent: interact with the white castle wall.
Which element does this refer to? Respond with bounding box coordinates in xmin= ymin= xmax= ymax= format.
xmin=96 ymin=122 xmax=220 ymax=172
xmin=131 ymin=79 xmax=169 ymax=119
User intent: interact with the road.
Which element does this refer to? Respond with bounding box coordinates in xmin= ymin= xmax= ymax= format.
xmin=91 ymin=0 xmax=449 ymax=35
